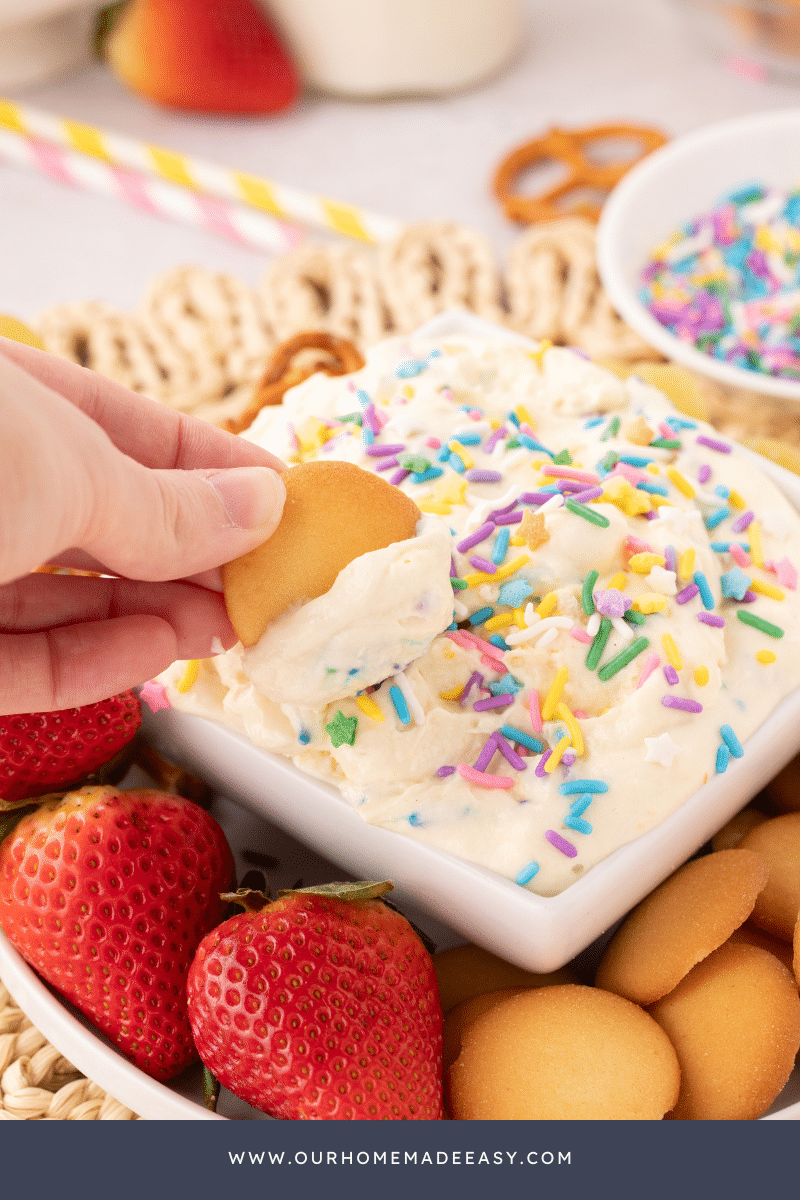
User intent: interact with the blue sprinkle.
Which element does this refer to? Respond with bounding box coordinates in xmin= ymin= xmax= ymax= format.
xmin=559 ymin=779 xmax=609 ymax=794
xmin=584 ymin=416 xmax=606 ymax=428
xmin=618 ymin=453 xmax=654 ymax=467
xmin=518 ymin=433 xmax=554 ymax=457
xmin=428 ymin=348 xmax=442 ymax=360
xmin=665 ymin=416 xmax=698 ymax=430
xmin=714 ymin=484 xmax=731 ymax=499
xmin=489 ymin=634 xmax=510 ymax=651
xmin=437 ymin=445 xmax=451 ymax=462
xmin=469 ymin=606 xmax=495 ymax=626
xmin=362 ymin=427 xmax=375 ymax=446
xmin=395 ymin=359 xmax=426 ymax=378
xmin=720 ymin=566 xmax=751 ymax=600
xmin=710 ymin=541 xmax=750 ymax=553
xmin=564 ymin=815 xmax=592 ymax=834
xmin=636 ymin=480 xmax=669 ymax=496
xmin=492 ymin=526 xmax=511 ymax=566
xmin=720 ymin=723 xmax=744 ymax=758
xmin=507 ymin=411 xmax=521 ymax=427
xmin=716 ymin=743 xmax=730 ymax=774
xmin=568 ymin=794 xmax=593 ymax=817
xmin=408 ymin=812 xmax=424 ymax=826
xmin=693 ymin=570 xmax=715 ymax=610
xmin=448 ymin=453 xmax=466 ymax=474
xmin=298 ymin=729 xmax=311 ymax=745
xmin=497 ymin=579 xmax=534 ymax=607
xmin=488 ymin=674 xmax=522 ymax=696
xmin=499 ymin=725 xmax=544 ymax=753
xmin=389 ymin=686 xmax=411 ymax=724
xmin=451 ymin=431 xmax=482 ymax=445
xmin=446 ymin=621 xmax=458 ymax=631
xmin=356 ymin=388 xmax=371 ymax=408
xmin=515 ymin=861 xmax=540 ymax=886
xmin=410 ymin=466 xmax=443 ymax=484
xmin=705 ymin=506 xmax=729 ymax=531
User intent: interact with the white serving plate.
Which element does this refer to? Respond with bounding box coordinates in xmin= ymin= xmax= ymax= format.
xmin=596 ymin=109 xmax=800 ymax=402
xmin=142 ymin=310 xmax=800 ymax=975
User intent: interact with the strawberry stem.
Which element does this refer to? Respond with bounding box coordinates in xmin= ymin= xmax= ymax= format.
xmin=277 ymin=880 xmax=394 ymax=903
xmin=220 ymin=887 xmax=270 ymax=912
xmin=202 ymin=1065 xmax=220 ymax=1112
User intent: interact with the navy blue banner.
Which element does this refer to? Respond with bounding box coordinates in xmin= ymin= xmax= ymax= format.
xmin=2 ymin=1120 xmax=796 ymax=1200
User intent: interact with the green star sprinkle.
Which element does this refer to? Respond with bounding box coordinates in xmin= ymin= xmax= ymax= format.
xmin=552 ymin=448 xmax=573 ymax=465
xmin=325 ymin=710 xmax=358 ymax=747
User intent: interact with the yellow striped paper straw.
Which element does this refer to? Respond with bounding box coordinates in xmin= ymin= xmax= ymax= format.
xmin=0 ymin=98 xmax=405 ymax=245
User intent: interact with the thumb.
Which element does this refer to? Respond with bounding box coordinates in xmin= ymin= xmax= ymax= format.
xmin=83 ymin=460 xmax=287 ymax=582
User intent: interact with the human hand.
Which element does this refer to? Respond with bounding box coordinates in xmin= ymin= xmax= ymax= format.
xmin=0 ymin=338 xmax=286 ymax=714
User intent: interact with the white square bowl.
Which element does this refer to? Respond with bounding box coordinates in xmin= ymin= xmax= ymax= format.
xmin=141 ymin=311 xmax=800 ymax=976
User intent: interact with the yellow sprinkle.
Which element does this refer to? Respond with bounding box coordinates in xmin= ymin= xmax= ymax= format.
xmin=728 ymin=489 xmax=746 ymax=510
xmin=356 ymin=693 xmax=385 ymax=721
xmin=629 ymin=553 xmax=666 ymax=574
xmin=419 ymin=500 xmax=452 ymax=515
xmin=515 ymin=404 xmax=535 ymax=427
xmin=647 ymin=463 xmax=660 ymax=475
xmin=679 ymin=547 xmax=696 ymax=580
xmin=510 ymin=535 xmax=526 ymax=546
xmin=489 ymin=418 xmax=501 ymax=430
xmin=749 ymin=521 xmax=764 ymax=568
xmin=463 ymin=553 xmax=531 ymax=588
xmin=450 ymin=442 xmax=474 ymax=469
xmin=402 ymin=384 xmax=415 ymax=399
xmin=661 ymin=633 xmax=683 ymax=670
xmin=632 ymin=594 xmax=667 ymax=614
xmin=438 ymin=686 xmax=464 ymax=702
xmin=607 ymin=572 xmax=627 ymax=592
xmin=602 ymin=476 xmax=651 ymax=516
xmin=694 ymin=665 xmax=709 ymax=686
xmin=484 ymin=613 xmax=514 ymax=631
xmin=435 ymin=476 xmax=468 ymax=505
xmin=666 ymin=467 xmax=695 ymax=498
xmin=176 ymin=660 xmax=200 ymax=693
xmin=541 ymin=666 xmax=568 ymax=721
xmin=536 ymin=592 xmax=558 ymax=618
xmin=750 ymin=578 xmax=785 ymax=600
xmin=544 ymin=735 xmax=571 ymax=773
xmin=443 ymin=647 xmax=455 ymax=659
xmin=527 ymin=339 xmax=552 ymax=369
xmin=756 ymin=649 xmax=777 ymax=664
xmin=555 ymin=701 xmax=584 ymax=756
xmin=512 ymin=607 xmax=527 ymax=629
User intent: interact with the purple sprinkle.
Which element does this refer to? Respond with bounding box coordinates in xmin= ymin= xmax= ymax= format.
xmin=730 ymin=510 xmax=754 ymax=533
xmin=459 ymin=671 xmax=483 ymax=706
xmin=470 ymin=555 xmax=496 ymax=573
xmin=664 ymin=545 xmax=677 ymax=574
xmin=483 ymin=426 xmax=507 ymax=454
xmin=573 ymin=486 xmax=604 ymax=503
xmin=493 ymin=510 xmax=524 ymax=525
xmin=696 ymin=435 xmax=732 ymax=454
xmin=662 ymin=696 xmax=703 ymax=713
xmin=365 ymin=443 xmax=405 ymax=457
xmin=562 ymin=752 xmax=576 ymax=767
xmin=389 ymin=468 xmax=410 ymax=486
xmin=494 ymin=733 xmax=527 ymax=771
xmin=520 ymin=491 xmax=554 ymax=505
xmin=465 ymin=468 xmax=503 ymax=483
xmin=698 ymin=464 xmax=712 ymax=484
xmin=473 ymin=694 xmax=516 ymax=711
xmin=676 ymin=583 xmax=700 ymax=605
xmin=487 ymin=501 xmax=519 ymax=521
xmin=474 ymin=734 xmax=499 ymax=773
xmin=375 ymin=455 xmax=400 ymax=471
xmin=535 ymin=750 xmax=552 ymax=778
xmin=436 ymin=765 xmax=456 ymax=777
xmin=545 ymin=830 xmax=578 ymax=858
xmin=663 ymin=665 xmax=680 ymax=685
xmin=456 ymin=522 xmax=495 ymax=553
xmin=450 ymin=555 xmax=457 ymax=577
xmin=557 ymin=478 xmax=585 ymax=493
xmin=643 ymin=509 xmax=658 ymax=520
xmin=362 ymin=403 xmax=380 ymax=434
xmin=697 ymin=612 xmax=725 ymax=627
xmin=740 ymin=589 xmax=757 ymax=603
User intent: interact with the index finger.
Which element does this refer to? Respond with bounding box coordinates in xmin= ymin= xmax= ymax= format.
xmin=0 ymin=336 xmax=285 ymax=474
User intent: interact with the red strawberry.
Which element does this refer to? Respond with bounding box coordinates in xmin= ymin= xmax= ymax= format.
xmin=187 ymin=882 xmax=444 ymax=1119
xmin=0 ymin=691 xmax=142 ymax=808
xmin=0 ymin=785 xmax=234 ymax=1081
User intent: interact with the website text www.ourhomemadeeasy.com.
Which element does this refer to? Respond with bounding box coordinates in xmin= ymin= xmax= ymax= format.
xmin=228 ymin=1149 xmax=571 ymax=1166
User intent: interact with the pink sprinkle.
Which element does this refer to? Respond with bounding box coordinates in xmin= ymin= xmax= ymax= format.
xmin=696 ymin=435 xmax=731 ymax=454
xmin=613 ymin=461 xmax=648 ymax=485
xmin=470 ymin=555 xmax=496 ymax=573
xmin=545 ymin=830 xmax=578 ymax=858
xmin=445 ymin=630 xmax=475 ymax=651
xmin=468 ymin=408 xmax=483 ymax=420
xmin=624 ymin=536 xmax=652 ymax=560
xmin=658 ymin=422 xmax=674 ymax=439
xmin=772 ymin=556 xmax=798 ymax=589
xmin=463 ymin=631 xmax=507 ymax=659
xmin=139 ymin=680 xmax=171 ymax=713
xmin=425 ymin=436 xmax=441 ymax=449
xmin=286 ymin=422 xmax=300 ymax=450
xmin=570 ymin=626 xmax=593 ymax=644
xmin=573 ymin=709 xmax=588 ymax=719
xmin=636 ymin=651 xmax=660 ymax=689
xmin=375 ymin=407 xmax=390 ymax=428
xmin=347 ymin=380 xmax=357 ymax=392
xmin=481 ymin=654 xmax=507 ymax=672
xmin=729 ymin=543 xmax=751 ymax=568
xmin=535 ymin=750 xmax=551 ymax=778
xmin=662 ymin=696 xmax=703 ymax=713
xmin=698 ymin=464 xmax=712 ymax=484
xmin=457 ymin=762 xmax=515 ymax=789
xmin=541 ymin=465 xmax=600 ymax=485
xmin=528 ymin=689 xmax=543 ymax=732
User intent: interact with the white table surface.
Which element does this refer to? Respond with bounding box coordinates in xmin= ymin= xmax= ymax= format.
xmin=2 ymin=0 xmax=800 ymax=322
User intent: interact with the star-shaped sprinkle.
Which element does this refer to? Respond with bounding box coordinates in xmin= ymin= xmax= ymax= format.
xmin=325 ymin=710 xmax=358 ymax=748
xmin=655 ymin=506 xmax=703 ymax=536
xmin=138 ymin=680 xmax=171 ymax=713
xmin=594 ymin=588 xmax=632 ymax=618
xmin=771 ymin=556 xmax=797 ymax=590
xmin=647 ymin=565 xmax=677 ymax=595
xmin=644 ymin=731 xmax=681 ymax=767
xmin=518 ymin=510 xmax=549 ymax=551
xmin=720 ymin=566 xmax=752 ymax=600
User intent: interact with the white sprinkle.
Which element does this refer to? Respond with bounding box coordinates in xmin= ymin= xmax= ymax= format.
xmin=644 ymin=731 xmax=681 ymax=767
xmin=647 ymin=565 xmax=678 ymax=595
xmin=502 ymin=447 xmax=530 ymax=471
xmin=537 ymin=627 xmax=559 ymax=648
xmin=209 ymin=636 xmax=226 ymax=656
xmin=504 ymin=616 xmax=572 ymax=646
xmin=453 ymin=599 xmax=469 ymax=620
xmin=391 ymin=670 xmax=426 ymax=726
xmin=586 ymin=612 xmax=601 ymax=637
xmin=538 ymin=493 xmax=565 ymax=514
xmin=610 ymin=616 xmax=634 ymax=642
xmin=523 ymin=603 xmax=539 ymax=626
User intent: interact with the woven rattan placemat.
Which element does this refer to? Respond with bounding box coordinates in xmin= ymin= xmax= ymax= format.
xmin=2 ymin=216 xmax=799 ymax=1121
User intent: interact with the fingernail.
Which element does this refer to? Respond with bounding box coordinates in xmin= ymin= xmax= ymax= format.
xmin=207 ymin=467 xmax=286 ymax=531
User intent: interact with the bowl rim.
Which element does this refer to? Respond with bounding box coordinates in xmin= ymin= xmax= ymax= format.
xmin=596 ymin=108 xmax=800 ymax=403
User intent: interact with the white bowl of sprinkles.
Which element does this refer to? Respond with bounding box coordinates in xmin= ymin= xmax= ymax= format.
xmin=596 ymin=109 xmax=800 ymax=402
